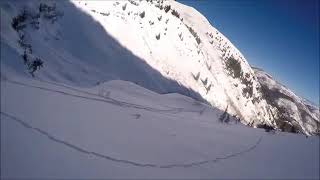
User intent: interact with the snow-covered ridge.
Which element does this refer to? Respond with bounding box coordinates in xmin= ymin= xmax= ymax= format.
xmin=253 ymin=67 xmax=320 ymax=135
xmin=0 ymin=0 xmax=318 ymax=134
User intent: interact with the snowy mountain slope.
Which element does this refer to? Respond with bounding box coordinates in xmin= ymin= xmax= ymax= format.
xmin=74 ymin=0 xmax=280 ymax=128
xmin=0 ymin=0 xmax=318 ymax=135
xmin=1 ymin=1 xmax=319 ymax=177
xmin=1 ymin=76 xmax=319 ymax=179
xmin=0 ymin=0 xmax=203 ymax=99
xmin=253 ymin=67 xmax=320 ymax=135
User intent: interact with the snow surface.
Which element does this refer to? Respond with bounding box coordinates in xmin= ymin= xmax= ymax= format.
xmin=1 ymin=0 xmax=318 ymax=134
xmin=0 ymin=0 xmax=281 ymax=129
xmin=1 ymin=0 xmax=319 ymax=178
xmin=1 ymin=76 xmax=319 ymax=179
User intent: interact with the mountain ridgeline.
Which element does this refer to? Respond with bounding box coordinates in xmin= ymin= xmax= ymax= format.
xmin=1 ymin=0 xmax=319 ymax=135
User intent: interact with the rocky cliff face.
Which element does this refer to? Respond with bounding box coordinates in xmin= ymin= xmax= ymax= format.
xmin=1 ymin=0 xmax=318 ymax=135
xmin=253 ymin=67 xmax=319 ymax=135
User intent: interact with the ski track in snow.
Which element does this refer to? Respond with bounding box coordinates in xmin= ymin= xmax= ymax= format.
xmin=2 ymin=78 xmax=202 ymax=114
xmin=0 ymin=111 xmax=263 ymax=168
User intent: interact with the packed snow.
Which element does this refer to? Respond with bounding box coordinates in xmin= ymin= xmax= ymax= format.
xmin=1 ymin=76 xmax=319 ymax=179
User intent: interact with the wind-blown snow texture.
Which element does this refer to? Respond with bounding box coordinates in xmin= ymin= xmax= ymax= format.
xmin=0 ymin=0 xmax=319 ymax=178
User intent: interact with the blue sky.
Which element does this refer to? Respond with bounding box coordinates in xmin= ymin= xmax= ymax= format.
xmin=179 ymin=0 xmax=319 ymax=105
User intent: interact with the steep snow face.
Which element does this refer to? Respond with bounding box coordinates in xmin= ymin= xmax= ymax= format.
xmin=70 ymin=0 xmax=282 ymax=128
xmin=0 ymin=0 xmax=317 ymax=134
xmin=253 ymin=67 xmax=320 ymax=135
